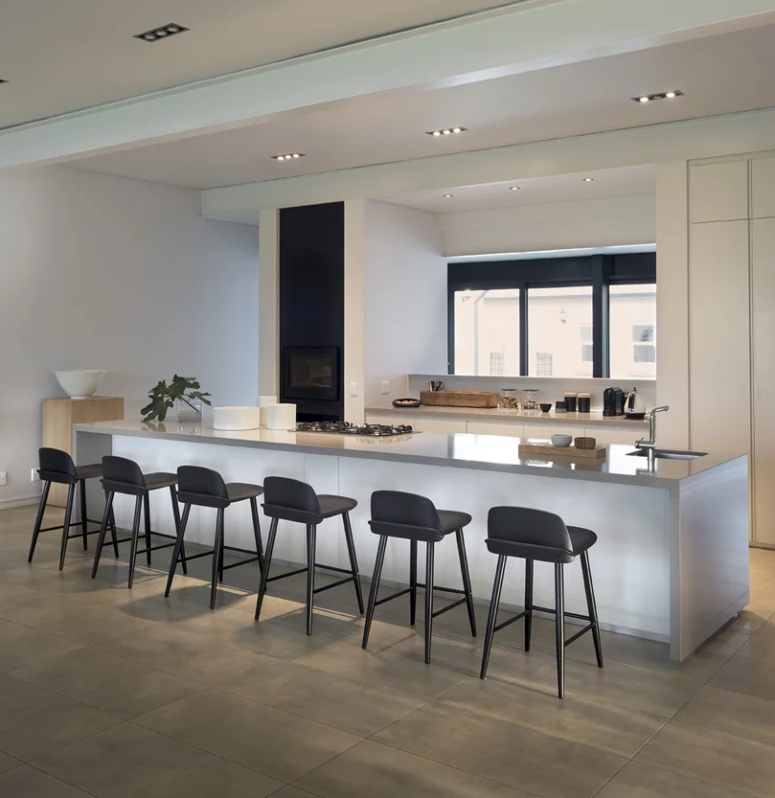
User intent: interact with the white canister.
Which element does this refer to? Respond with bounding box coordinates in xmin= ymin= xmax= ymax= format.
xmin=264 ymin=403 xmax=297 ymax=431
xmin=212 ymin=406 xmax=262 ymax=431
xmin=257 ymin=395 xmax=278 ymax=427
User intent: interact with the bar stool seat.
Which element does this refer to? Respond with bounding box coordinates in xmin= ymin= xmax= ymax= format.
xmin=318 ymin=495 xmax=358 ymax=518
xmin=75 ymin=463 xmax=104 ymax=481
xmin=486 ymin=525 xmax=597 ymax=559
xmin=227 ymin=483 xmax=266 ymax=502
xmin=438 ymin=510 xmax=473 ymax=533
xmin=143 ymin=472 xmax=178 ymax=491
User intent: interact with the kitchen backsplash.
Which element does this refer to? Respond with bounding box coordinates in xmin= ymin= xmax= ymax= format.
xmin=408 ymin=374 xmax=657 ymax=411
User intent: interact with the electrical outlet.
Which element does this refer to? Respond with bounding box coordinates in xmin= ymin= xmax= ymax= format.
xmin=381 ymin=380 xmax=391 ymax=395
xmin=31 ymin=468 xmax=40 ymax=482
xmin=349 ymin=382 xmax=358 ymax=398
xmin=0 ymin=472 xmax=6 ymax=487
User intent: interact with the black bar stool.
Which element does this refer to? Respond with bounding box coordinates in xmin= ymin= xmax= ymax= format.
xmin=91 ymin=456 xmax=185 ymax=588
xmin=29 ymin=447 xmax=114 ymax=570
xmin=480 ymin=506 xmax=603 ymax=698
xmin=254 ymin=476 xmax=364 ymax=635
xmin=165 ymin=465 xmax=264 ymax=609
xmin=362 ymin=490 xmax=477 ymax=664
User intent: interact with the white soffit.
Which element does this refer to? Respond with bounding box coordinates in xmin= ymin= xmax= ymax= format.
xmin=2 ymin=0 xmax=775 ymax=169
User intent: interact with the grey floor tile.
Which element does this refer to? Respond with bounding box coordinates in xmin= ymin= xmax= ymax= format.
xmin=270 ymin=788 xmax=320 ymax=798
xmin=136 ymin=687 xmax=360 ymax=782
xmin=735 ymin=630 xmax=775 ymax=662
xmin=0 ymin=673 xmax=120 ymax=761
xmin=484 ymin=649 xmax=700 ymax=718
xmin=0 ymin=751 xmax=19 ymax=773
xmin=12 ymin=646 xmax=203 ymax=719
xmin=676 ymin=684 xmax=775 ymax=746
xmin=372 ymin=702 xmax=625 ymax=798
xmin=0 ymin=765 xmax=95 ymax=797
xmin=707 ymin=655 xmax=775 ymax=701
xmin=217 ymin=658 xmax=423 ymax=736
xmin=94 ymin=623 xmax=269 ymax=684
xmin=596 ymin=761 xmax=750 ymax=798
xmin=636 ymin=720 xmax=775 ymax=798
xmin=0 ymin=618 xmax=83 ymax=673
xmin=35 ymin=722 xmax=282 ymax=798
xmin=296 ymin=739 xmax=533 ymax=798
xmin=438 ymin=675 xmax=666 ymax=758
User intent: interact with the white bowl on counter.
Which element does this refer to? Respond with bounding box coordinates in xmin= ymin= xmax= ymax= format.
xmin=55 ymin=369 xmax=106 ymax=399
xmin=212 ymin=406 xmax=262 ymax=430
xmin=551 ymin=434 xmax=573 ymax=448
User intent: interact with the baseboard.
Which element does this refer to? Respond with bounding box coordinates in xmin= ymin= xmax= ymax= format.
xmin=0 ymin=495 xmax=39 ymax=510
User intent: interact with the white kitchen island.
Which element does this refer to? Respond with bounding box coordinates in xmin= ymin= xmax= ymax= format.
xmin=74 ymin=420 xmax=749 ymax=661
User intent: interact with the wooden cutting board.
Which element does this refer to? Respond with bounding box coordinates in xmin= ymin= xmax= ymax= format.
xmin=420 ymin=390 xmax=499 ymax=408
xmin=519 ymin=442 xmax=607 ymax=460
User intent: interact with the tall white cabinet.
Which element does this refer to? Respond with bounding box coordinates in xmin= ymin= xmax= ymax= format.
xmin=689 ymin=156 xmax=775 ymax=545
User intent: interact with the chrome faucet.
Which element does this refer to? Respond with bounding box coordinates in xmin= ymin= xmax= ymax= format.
xmin=636 ymin=406 xmax=670 ymax=452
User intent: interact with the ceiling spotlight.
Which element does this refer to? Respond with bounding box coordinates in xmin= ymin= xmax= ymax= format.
xmin=583 ymin=178 xmax=594 ymax=182
xmin=444 ymin=194 xmax=454 ymax=198
xmin=0 ymin=79 xmax=6 ymax=85
xmin=272 ymin=153 xmax=306 ymax=161
xmin=134 ymin=23 xmax=190 ymax=42
xmin=631 ymin=90 xmax=684 ymax=103
xmin=510 ymin=186 xmax=520 ymax=191
xmin=426 ymin=127 xmax=468 ymax=137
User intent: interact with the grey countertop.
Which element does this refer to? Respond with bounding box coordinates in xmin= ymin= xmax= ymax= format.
xmin=75 ymin=419 xmax=744 ymax=489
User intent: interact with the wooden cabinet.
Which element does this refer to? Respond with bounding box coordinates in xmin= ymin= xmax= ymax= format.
xmin=752 ymin=157 xmax=775 ymax=219
xmin=42 ymin=396 xmax=124 ymax=506
xmin=689 ymin=161 xmax=749 ymax=222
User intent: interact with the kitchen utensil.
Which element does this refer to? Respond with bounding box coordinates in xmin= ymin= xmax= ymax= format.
xmin=428 ymin=381 xmax=443 ymax=392
xmin=392 ymin=398 xmax=421 ymax=408
xmin=625 ymin=387 xmax=647 ymax=416
xmin=577 ymin=393 xmax=591 ymax=413
xmin=564 ymin=392 xmax=578 ymax=412
xmin=539 ymin=403 xmax=553 ymax=413
xmin=551 ymin=434 xmax=573 ymax=447
xmin=575 ymin=436 xmax=597 ymax=449
xmin=499 ymin=388 xmax=520 ymax=409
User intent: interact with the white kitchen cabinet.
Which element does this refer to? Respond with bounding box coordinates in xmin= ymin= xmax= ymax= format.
xmin=412 ymin=417 xmax=468 ymax=434
xmin=586 ymin=427 xmax=640 ymax=446
xmin=752 ymin=157 xmax=775 ymax=219
xmin=752 ymin=218 xmax=775 ymax=545
xmin=466 ymin=421 xmax=524 ymax=437
xmin=689 ymin=161 xmax=749 ymax=222
xmin=366 ymin=413 xmax=416 ymax=426
xmin=521 ymin=423 xmax=586 ymax=442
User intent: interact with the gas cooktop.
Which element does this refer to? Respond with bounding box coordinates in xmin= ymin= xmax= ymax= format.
xmin=296 ymin=422 xmax=418 ymax=437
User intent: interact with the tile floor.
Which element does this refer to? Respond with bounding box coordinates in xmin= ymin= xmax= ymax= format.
xmin=1 ymin=503 xmax=774 ymax=797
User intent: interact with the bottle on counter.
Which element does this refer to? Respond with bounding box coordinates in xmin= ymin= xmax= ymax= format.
xmin=564 ymin=392 xmax=578 ymax=412
xmin=577 ymin=393 xmax=591 ymax=413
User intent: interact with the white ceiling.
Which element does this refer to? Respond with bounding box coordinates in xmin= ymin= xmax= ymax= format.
xmin=0 ymin=0 xmax=520 ymax=129
xmin=382 ymin=165 xmax=656 ymax=213
xmin=65 ymin=23 xmax=775 ymax=190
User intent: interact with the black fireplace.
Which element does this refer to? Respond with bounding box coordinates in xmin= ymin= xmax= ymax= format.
xmin=283 ymin=348 xmax=340 ymax=402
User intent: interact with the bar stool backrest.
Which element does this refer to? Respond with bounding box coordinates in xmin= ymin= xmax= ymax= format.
xmin=101 ymin=455 xmax=147 ymax=496
xmin=177 ymin=465 xmax=230 ymax=509
xmin=487 ymin=506 xmax=575 ymax=564
xmin=263 ymin=476 xmax=322 ymax=524
xmin=38 ymin=447 xmax=78 ymax=485
xmin=370 ymin=490 xmax=444 ymax=543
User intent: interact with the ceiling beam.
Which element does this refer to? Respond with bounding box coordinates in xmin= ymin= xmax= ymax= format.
xmin=200 ymin=107 xmax=775 ymax=214
xmin=2 ymin=0 xmax=775 ymax=170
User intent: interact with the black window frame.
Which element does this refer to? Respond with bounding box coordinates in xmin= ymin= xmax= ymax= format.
xmin=447 ymin=252 xmax=656 ymax=379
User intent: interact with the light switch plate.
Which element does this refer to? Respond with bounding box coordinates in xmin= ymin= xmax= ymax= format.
xmin=349 ymin=382 xmax=358 ymax=397
xmin=381 ymin=381 xmax=390 ymax=395
xmin=0 ymin=472 xmax=6 ymax=486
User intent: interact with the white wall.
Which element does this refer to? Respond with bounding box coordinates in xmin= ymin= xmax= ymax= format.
xmin=440 ymin=194 xmax=655 ymax=257
xmin=363 ymin=200 xmax=447 ymax=406
xmin=0 ymin=166 xmax=259 ymax=504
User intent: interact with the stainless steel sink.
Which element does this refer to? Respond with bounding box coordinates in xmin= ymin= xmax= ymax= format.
xmin=626 ymin=449 xmax=708 ymax=461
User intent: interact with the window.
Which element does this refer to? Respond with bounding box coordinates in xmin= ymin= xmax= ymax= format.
xmin=610 ymin=284 xmax=657 ymax=378
xmin=528 ymin=286 xmax=593 ymax=377
xmin=535 ymin=352 xmax=553 ymax=376
xmin=453 ymin=289 xmax=520 ymax=376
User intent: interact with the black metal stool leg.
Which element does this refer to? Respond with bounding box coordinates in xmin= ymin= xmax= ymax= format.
xmin=480 ymin=554 xmax=507 ymax=679
xmin=525 ymin=559 xmax=534 ymax=651
xmin=58 ymin=484 xmax=76 ymax=571
xmin=210 ymin=509 xmax=225 ymax=609
xmin=28 ymin=481 xmax=51 ymax=563
xmin=305 ymin=524 xmax=317 ymax=634
xmin=91 ymin=491 xmax=115 ymax=578
xmin=456 ymin=529 xmax=477 ymax=637
xmin=165 ymin=503 xmax=191 ymax=597
xmin=362 ymin=535 xmax=387 ymax=649
xmin=255 ymin=517 xmax=278 ymax=620
xmin=581 ymin=551 xmax=604 ymax=668
xmin=424 ymin=541 xmax=435 ymax=664
xmin=555 ymin=563 xmax=566 ymax=699
xmin=109 ymin=505 xmax=119 ymax=558
xmin=79 ymin=479 xmax=89 ymax=550
xmin=249 ymin=497 xmax=264 ymax=572
xmin=168 ymin=487 xmax=187 ymax=575
xmin=218 ymin=516 xmax=225 ymax=583
xmin=143 ymin=493 xmax=153 ymax=566
xmin=127 ymin=495 xmax=143 ymax=588
xmin=342 ymin=512 xmax=364 ymax=614
xmin=409 ymin=539 xmax=417 ymax=626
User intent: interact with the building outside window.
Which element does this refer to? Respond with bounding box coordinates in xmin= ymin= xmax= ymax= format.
xmin=535 ymin=352 xmax=553 ymax=376
xmin=453 ymin=289 xmax=520 ymax=375
xmin=610 ymin=284 xmax=657 ymax=378
xmin=489 ymin=351 xmax=505 ymax=376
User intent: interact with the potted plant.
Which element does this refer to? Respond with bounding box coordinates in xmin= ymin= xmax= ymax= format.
xmin=141 ymin=375 xmax=212 ymax=423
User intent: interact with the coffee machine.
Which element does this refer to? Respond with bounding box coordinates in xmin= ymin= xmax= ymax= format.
xmin=603 ymin=387 xmax=625 ymax=416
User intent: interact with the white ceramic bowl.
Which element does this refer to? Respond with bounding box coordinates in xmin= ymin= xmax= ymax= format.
xmin=551 ymin=434 xmax=573 ymax=448
xmin=55 ymin=369 xmax=105 ymax=399
xmin=212 ymin=406 xmax=262 ymax=431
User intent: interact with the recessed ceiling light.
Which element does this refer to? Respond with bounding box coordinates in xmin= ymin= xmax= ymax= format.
xmin=444 ymin=194 xmax=454 ymax=198
xmin=272 ymin=153 xmax=305 ymax=161
xmin=583 ymin=178 xmax=594 ymax=182
xmin=427 ymin=127 xmax=468 ymax=137
xmin=631 ymin=90 xmax=683 ymax=103
xmin=0 ymin=79 xmax=6 ymax=85
xmin=510 ymin=186 xmax=520 ymax=191
xmin=134 ymin=23 xmax=189 ymax=42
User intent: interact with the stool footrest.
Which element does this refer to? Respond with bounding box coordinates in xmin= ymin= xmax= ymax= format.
xmin=266 ymin=566 xmax=308 ymax=583
xmin=374 ymin=587 xmax=412 ymax=606
xmin=532 ymin=605 xmax=591 ymax=623
xmin=314 ymin=575 xmax=355 ymax=594
xmin=432 ymin=597 xmax=468 ymax=618
xmin=221 ymin=555 xmax=260 ymax=571
xmin=416 ymin=583 xmax=466 ymax=596
xmin=314 ymin=564 xmax=353 ymax=576
xmin=179 ymin=550 xmax=213 ymax=562
xmin=40 ymin=519 xmax=104 ymax=534
xmin=494 ymin=609 xmax=529 ymax=633
xmin=564 ymin=623 xmax=594 ymax=647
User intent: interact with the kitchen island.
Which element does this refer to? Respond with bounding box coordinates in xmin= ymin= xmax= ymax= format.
xmin=74 ymin=420 xmax=749 ymax=661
